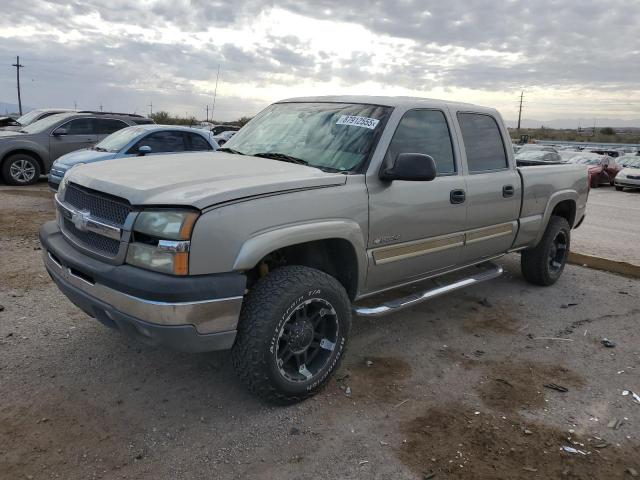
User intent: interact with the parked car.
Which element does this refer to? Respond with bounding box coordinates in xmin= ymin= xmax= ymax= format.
xmin=212 ymin=130 xmax=237 ymax=146
xmin=48 ymin=125 xmax=219 ymax=190
xmin=567 ymin=153 xmax=620 ymax=187
xmin=210 ymin=124 xmax=240 ymax=136
xmin=40 ymin=95 xmax=588 ymax=403
xmin=518 ymin=144 xmax=559 ymax=153
xmin=614 ymin=159 xmax=640 ymax=191
xmin=515 ymin=150 xmax=564 ymax=166
xmin=0 ymin=108 xmax=74 ymax=131
xmin=0 ymin=112 xmax=153 ymax=185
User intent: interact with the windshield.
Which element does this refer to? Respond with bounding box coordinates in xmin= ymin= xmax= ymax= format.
xmin=223 ymin=102 xmax=390 ymax=172
xmin=622 ymin=158 xmax=640 ymax=168
xmin=21 ymin=112 xmax=76 ymax=134
xmin=95 ymin=126 xmax=146 ymax=152
xmin=15 ymin=109 xmax=44 ymax=126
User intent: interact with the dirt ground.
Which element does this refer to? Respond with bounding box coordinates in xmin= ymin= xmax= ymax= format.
xmin=1 ymin=181 xmax=639 ymax=480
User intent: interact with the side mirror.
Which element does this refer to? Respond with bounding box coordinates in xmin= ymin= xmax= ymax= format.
xmin=53 ymin=127 xmax=68 ymax=136
xmin=380 ymin=153 xmax=437 ymax=182
xmin=138 ymin=145 xmax=152 ymax=156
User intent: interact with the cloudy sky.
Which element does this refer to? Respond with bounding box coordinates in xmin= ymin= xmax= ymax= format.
xmin=1 ymin=0 xmax=639 ymax=124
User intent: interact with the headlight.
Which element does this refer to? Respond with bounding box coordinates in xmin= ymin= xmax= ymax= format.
xmin=132 ymin=210 xmax=198 ymax=240
xmin=126 ymin=210 xmax=199 ymax=275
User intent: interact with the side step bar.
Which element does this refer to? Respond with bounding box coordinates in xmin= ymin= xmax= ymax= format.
xmin=353 ymin=262 xmax=503 ymax=317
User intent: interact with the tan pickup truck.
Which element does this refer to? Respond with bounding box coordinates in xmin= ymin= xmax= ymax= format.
xmin=40 ymin=96 xmax=589 ymax=403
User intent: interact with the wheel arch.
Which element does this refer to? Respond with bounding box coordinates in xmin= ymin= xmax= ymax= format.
xmin=233 ymin=220 xmax=367 ymax=301
xmin=1 ymin=149 xmax=45 ymax=174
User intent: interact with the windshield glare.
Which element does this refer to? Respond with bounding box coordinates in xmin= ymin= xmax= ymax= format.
xmin=223 ymin=102 xmax=390 ymax=172
xmin=21 ymin=112 xmax=76 ymax=134
xmin=570 ymin=155 xmax=601 ymax=165
xmin=95 ymin=126 xmax=146 ymax=152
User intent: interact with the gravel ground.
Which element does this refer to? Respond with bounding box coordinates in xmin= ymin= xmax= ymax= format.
xmin=572 ymin=186 xmax=640 ymax=266
xmin=1 ymin=181 xmax=639 ymax=480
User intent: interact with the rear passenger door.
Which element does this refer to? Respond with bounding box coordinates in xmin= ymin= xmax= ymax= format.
xmin=184 ymin=132 xmax=214 ymax=151
xmin=49 ymin=118 xmax=99 ymax=160
xmin=454 ymin=111 xmax=521 ymax=263
xmin=366 ymin=109 xmax=468 ymax=292
xmin=95 ymin=118 xmax=129 ymax=142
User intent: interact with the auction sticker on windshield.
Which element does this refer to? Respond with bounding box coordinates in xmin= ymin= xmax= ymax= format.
xmin=336 ymin=115 xmax=380 ymax=130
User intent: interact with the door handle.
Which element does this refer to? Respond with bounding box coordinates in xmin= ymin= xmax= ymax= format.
xmin=450 ymin=189 xmax=466 ymax=204
xmin=502 ymin=185 xmax=515 ymax=197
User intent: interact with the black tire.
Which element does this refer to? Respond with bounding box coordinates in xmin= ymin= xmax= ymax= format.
xmin=1 ymin=153 xmax=41 ymax=186
xmin=231 ymin=265 xmax=351 ymax=404
xmin=615 ymin=186 xmax=624 ymax=191
xmin=521 ymin=215 xmax=571 ymax=286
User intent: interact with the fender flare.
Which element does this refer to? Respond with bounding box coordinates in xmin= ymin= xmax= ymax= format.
xmin=232 ymin=219 xmax=368 ymax=294
xmin=534 ymin=189 xmax=578 ymax=245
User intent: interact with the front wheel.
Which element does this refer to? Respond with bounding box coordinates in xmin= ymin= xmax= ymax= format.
xmin=231 ymin=265 xmax=351 ymax=404
xmin=521 ymin=215 xmax=571 ymax=286
xmin=2 ymin=153 xmax=41 ymax=186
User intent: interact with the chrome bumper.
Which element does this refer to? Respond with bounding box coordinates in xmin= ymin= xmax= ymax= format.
xmin=44 ymin=250 xmax=243 ymax=335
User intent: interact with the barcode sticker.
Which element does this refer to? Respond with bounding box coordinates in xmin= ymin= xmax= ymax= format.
xmin=336 ymin=115 xmax=380 ymax=130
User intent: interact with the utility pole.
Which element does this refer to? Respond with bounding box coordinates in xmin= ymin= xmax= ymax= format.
xmin=12 ymin=56 xmax=24 ymax=116
xmin=516 ymin=90 xmax=524 ymax=133
xmin=205 ymin=105 xmax=209 ymax=123
xmin=73 ymin=100 xmax=77 ymax=111
xmin=99 ymin=103 xmax=103 ymax=112
xmin=148 ymin=101 xmax=153 ymax=116
xmin=211 ymin=64 xmax=220 ymax=121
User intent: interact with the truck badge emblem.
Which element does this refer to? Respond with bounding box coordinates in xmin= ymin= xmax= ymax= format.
xmin=72 ymin=209 xmax=91 ymax=232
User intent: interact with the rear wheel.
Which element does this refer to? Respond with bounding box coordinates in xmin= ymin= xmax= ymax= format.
xmin=521 ymin=216 xmax=570 ymax=286
xmin=1 ymin=153 xmax=41 ymax=186
xmin=231 ymin=265 xmax=351 ymax=403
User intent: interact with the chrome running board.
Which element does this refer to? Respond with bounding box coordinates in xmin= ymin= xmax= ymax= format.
xmin=353 ymin=261 xmax=503 ymax=317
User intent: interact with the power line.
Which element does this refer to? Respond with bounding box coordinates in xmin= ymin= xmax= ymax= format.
xmin=211 ymin=64 xmax=221 ymax=120
xmin=517 ymin=90 xmax=524 ymax=133
xmin=11 ymin=56 xmax=24 ymax=116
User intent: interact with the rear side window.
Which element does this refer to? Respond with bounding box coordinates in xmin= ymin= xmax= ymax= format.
xmin=96 ymin=119 xmax=129 ymax=134
xmin=64 ymin=118 xmax=97 ymax=135
xmin=186 ymin=133 xmax=213 ymax=151
xmin=457 ymin=113 xmax=508 ymax=172
xmin=386 ymin=109 xmax=456 ymax=175
xmin=134 ymin=131 xmax=186 ymax=153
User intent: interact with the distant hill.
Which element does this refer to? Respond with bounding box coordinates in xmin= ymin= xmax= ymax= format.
xmin=0 ymin=101 xmax=33 ymax=117
xmin=505 ymin=118 xmax=640 ymax=129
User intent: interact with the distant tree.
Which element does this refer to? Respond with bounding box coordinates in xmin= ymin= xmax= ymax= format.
xmin=600 ymin=127 xmax=615 ymax=135
xmin=236 ymin=116 xmax=253 ymax=127
xmin=150 ymin=111 xmax=171 ymax=124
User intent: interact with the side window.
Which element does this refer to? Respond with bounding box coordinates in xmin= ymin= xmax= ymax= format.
xmin=186 ymin=133 xmax=213 ymax=151
xmin=387 ymin=110 xmax=456 ymax=175
xmin=64 ymin=118 xmax=96 ymax=135
xmin=96 ymin=119 xmax=128 ymax=135
xmin=135 ymin=131 xmax=186 ymax=153
xmin=457 ymin=113 xmax=508 ymax=172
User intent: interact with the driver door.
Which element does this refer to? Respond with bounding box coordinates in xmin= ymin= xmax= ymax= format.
xmin=50 ymin=118 xmax=98 ymax=160
xmin=366 ymin=109 xmax=468 ymax=292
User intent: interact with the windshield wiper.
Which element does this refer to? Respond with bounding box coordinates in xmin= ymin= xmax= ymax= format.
xmin=252 ymin=152 xmax=310 ymax=166
xmin=218 ymin=147 xmax=246 ymax=155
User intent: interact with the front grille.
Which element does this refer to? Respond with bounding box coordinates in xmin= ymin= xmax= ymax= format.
xmin=65 ymin=183 xmax=131 ymax=226
xmin=63 ymin=218 xmax=120 ymax=256
xmin=628 ymin=175 xmax=640 ymax=180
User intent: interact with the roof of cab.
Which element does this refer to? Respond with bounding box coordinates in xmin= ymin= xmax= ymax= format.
xmin=276 ymin=95 xmax=489 ymax=111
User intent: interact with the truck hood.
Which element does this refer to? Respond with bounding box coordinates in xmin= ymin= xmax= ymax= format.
xmin=0 ymin=129 xmax=25 ymax=137
xmin=56 ymin=148 xmax=118 ymax=166
xmin=66 ymin=152 xmax=347 ymax=209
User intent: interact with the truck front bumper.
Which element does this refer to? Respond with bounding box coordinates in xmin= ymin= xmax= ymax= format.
xmin=39 ymin=221 xmax=246 ymax=352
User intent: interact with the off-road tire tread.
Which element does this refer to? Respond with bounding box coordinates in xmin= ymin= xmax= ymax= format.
xmin=521 ymin=215 xmax=570 ymax=286
xmin=231 ymin=265 xmax=351 ymax=404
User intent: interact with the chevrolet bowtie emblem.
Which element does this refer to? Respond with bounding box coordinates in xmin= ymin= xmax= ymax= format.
xmin=71 ymin=209 xmax=91 ymax=232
